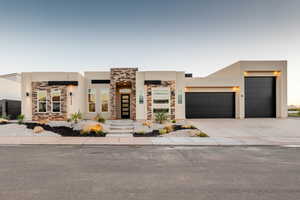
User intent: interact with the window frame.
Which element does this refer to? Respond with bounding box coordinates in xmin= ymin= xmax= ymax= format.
xmin=100 ymin=88 xmax=109 ymax=113
xmin=88 ymin=88 xmax=96 ymax=113
xmin=51 ymin=89 xmax=61 ymax=113
xmin=152 ymin=87 xmax=171 ymax=115
xmin=37 ymin=90 xmax=47 ymax=113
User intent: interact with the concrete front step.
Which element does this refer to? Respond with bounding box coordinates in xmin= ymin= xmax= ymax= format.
xmin=108 ymin=129 xmax=133 ymax=133
xmin=110 ymin=124 xmax=133 ymax=127
xmin=106 ymin=133 xmax=133 ymax=137
xmin=110 ymin=126 xmax=134 ymax=130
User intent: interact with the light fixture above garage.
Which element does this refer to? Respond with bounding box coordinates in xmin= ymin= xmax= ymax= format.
xmin=232 ymin=86 xmax=240 ymax=92
xmin=273 ymin=71 xmax=281 ymax=76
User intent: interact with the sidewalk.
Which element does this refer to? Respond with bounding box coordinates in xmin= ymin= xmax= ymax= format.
xmin=1 ymin=136 xmax=300 ymax=146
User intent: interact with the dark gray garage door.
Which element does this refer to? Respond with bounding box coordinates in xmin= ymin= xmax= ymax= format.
xmin=185 ymin=92 xmax=235 ymax=118
xmin=245 ymin=77 xmax=276 ymax=118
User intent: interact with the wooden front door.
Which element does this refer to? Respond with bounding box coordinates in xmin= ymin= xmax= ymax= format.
xmin=121 ymin=94 xmax=130 ymax=119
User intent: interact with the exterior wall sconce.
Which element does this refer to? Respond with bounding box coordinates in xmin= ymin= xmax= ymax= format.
xmin=26 ymin=92 xmax=30 ymax=97
xmin=243 ymin=72 xmax=248 ymax=76
xmin=69 ymin=92 xmax=73 ymax=105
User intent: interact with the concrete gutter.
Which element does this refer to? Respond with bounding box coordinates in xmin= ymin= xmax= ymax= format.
xmin=0 ymin=136 xmax=300 ymax=146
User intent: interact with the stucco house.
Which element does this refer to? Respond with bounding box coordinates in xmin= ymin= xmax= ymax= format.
xmin=21 ymin=60 xmax=288 ymax=121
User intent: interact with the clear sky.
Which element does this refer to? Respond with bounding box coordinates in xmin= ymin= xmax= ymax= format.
xmin=0 ymin=0 xmax=299 ymax=104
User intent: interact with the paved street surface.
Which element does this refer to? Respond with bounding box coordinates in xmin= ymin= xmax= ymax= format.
xmin=0 ymin=145 xmax=300 ymax=200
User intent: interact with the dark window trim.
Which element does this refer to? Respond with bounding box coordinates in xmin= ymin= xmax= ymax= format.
xmin=185 ymin=73 xmax=193 ymax=77
xmin=48 ymin=81 xmax=78 ymax=86
xmin=91 ymin=80 xmax=111 ymax=84
xmin=144 ymin=80 xmax=162 ymax=85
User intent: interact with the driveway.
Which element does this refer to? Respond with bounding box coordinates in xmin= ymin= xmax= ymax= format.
xmin=190 ymin=118 xmax=300 ymax=144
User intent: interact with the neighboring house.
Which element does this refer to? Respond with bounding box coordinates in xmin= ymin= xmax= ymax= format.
xmin=0 ymin=77 xmax=21 ymax=119
xmin=21 ymin=60 xmax=288 ymax=121
xmin=0 ymin=73 xmax=21 ymax=83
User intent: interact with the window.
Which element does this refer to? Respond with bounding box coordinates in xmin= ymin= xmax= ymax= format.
xmin=139 ymin=90 xmax=144 ymax=104
xmin=88 ymin=88 xmax=96 ymax=112
xmin=178 ymin=89 xmax=183 ymax=104
xmin=37 ymin=91 xmax=47 ymax=113
xmin=51 ymin=89 xmax=61 ymax=113
xmin=100 ymin=89 xmax=109 ymax=112
xmin=152 ymin=87 xmax=170 ymax=114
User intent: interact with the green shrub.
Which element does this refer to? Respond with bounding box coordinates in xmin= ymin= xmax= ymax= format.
xmin=17 ymin=114 xmax=25 ymax=124
xmin=195 ymin=131 xmax=209 ymax=137
xmin=80 ymin=130 xmax=89 ymax=135
xmin=94 ymin=113 xmax=106 ymax=123
xmin=95 ymin=130 xmax=106 ymax=136
xmin=171 ymin=119 xmax=176 ymax=123
xmin=71 ymin=112 xmax=82 ymax=124
xmin=155 ymin=112 xmax=168 ymax=124
xmin=0 ymin=115 xmax=10 ymax=120
xmin=159 ymin=129 xmax=167 ymax=135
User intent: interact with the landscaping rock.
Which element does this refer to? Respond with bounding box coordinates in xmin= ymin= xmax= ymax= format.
xmin=33 ymin=126 xmax=44 ymax=134
xmin=0 ymin=118 xmax=9 ymax=124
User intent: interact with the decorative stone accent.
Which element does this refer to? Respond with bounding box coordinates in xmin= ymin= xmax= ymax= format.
xmin=146 ymin=81 xmax=176 ymax=120
xmin=32 ymin=82 xmax=67 ymax=121
xmin=110 ymin=68 xmax=138 ymax=120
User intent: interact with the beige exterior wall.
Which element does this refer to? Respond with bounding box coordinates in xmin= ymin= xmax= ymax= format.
xmin=185 ymin=60 xmax=287 ymax=119
xmin=21 ymin=60 xmax=288 ymax=121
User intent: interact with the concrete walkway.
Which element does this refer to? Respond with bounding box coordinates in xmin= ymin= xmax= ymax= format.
xmin=1 ymin=136 xmax=300 ymax=146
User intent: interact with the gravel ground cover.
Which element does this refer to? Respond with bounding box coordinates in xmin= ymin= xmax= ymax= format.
xmin=0 ymin=124 xmax=60 ymax=136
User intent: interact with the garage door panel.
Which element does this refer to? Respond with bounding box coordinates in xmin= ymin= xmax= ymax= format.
xmin=245 ymin=77 xmax=276 ymax=118
xmin=185 ymin=92 xmax=235 ymax=118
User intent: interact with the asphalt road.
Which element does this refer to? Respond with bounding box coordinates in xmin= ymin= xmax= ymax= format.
xmin=0 ymin=145 xmax=300 ymax=200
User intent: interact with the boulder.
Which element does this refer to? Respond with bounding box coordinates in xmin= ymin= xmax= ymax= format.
xmin=33 ymin=126 xmax=44 ymax=133
xmin=0 ymin=118 xmax=8 ymax=124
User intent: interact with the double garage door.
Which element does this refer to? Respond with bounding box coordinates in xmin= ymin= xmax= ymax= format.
xmin=185 ymin=77 xmax=276 ymax=118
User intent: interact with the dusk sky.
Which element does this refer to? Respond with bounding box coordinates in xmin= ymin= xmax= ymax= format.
xmin=0 ymin=0 xmax=299 ymax=104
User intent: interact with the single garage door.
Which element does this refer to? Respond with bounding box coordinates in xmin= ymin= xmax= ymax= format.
xmin=185 ymin=92 xmax=235 ymax=118
xmin=245 ymin=77 xmax=276 ymax=118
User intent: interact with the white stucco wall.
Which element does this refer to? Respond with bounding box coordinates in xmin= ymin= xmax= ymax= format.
xmin=0 ymin=78 xmax=21 ymax=100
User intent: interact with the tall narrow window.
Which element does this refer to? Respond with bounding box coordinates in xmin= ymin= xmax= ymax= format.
xmin=51 ymin=89 xmax=61 ymax=113
xmin=88 ymin=89 xmax=96 ymax=112
xmin=100 ymin=89 xmax=109 ymax=112
xmin=37 ymin=91 xmax=47 ymax=113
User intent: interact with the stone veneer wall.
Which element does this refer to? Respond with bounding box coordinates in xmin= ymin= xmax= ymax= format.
xmin=32 ymin=82 xmax=67 ymax=121
xmin=110 ymin=68 xmax=138 ymax=120
xmin=146 ymin=81 xmax=176 ymax=120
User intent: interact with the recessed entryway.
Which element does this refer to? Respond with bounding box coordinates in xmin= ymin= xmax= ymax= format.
xmin=245 ymin=77 xmax=276 ymax=118
xmin=185 ymin=92 xmax=235 ymax=118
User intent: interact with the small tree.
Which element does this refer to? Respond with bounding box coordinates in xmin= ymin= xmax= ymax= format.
xmin=155 ymin=111 xmax=168 ymax=124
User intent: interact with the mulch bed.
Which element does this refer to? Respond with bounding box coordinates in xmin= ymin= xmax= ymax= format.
xmin=24 ymin=122 xmax=106 ymax=137
xmin=133 ymin=130 xmax=160 ymax=137
xmin=133 ymin=124 xmax=198 ymax=137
